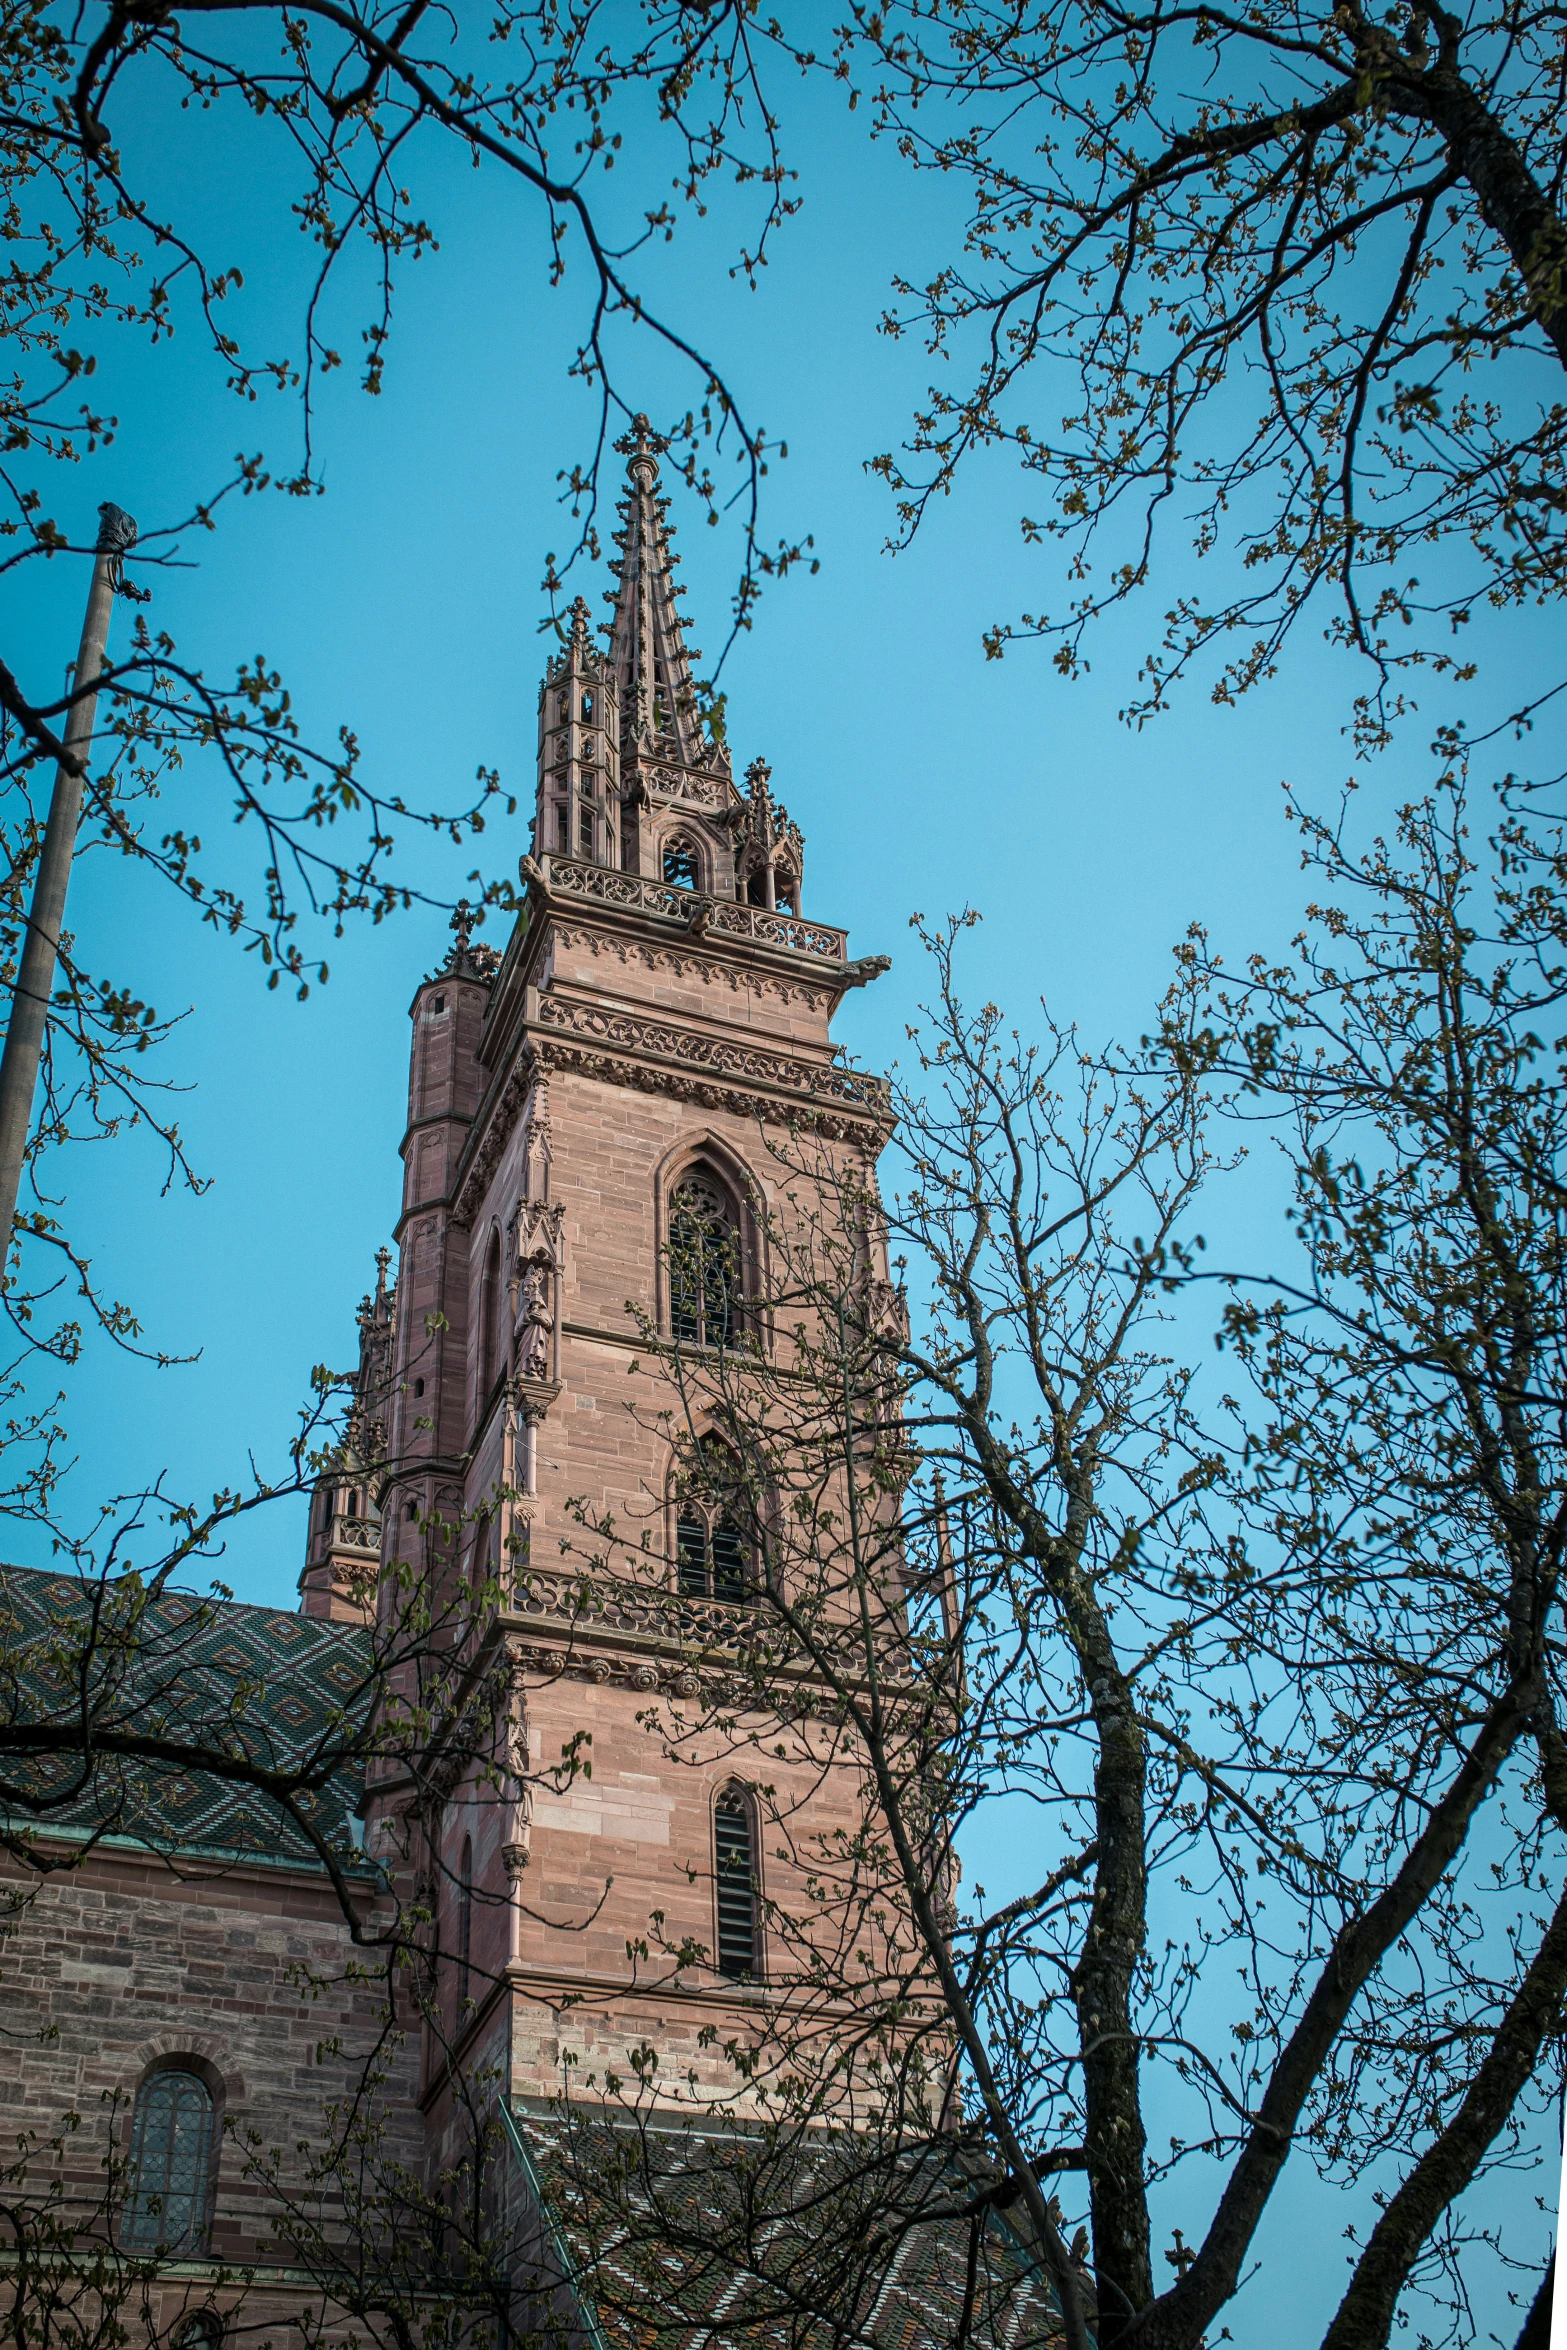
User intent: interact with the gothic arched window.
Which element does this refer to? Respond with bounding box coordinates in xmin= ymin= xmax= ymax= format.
xmin=675 ymin=1439 xmax=751 ymax=1605
xmin=663 ymin=839 xmax=701 ymax=890
xmin=477 ymin=1229 xmax=503 ymax=1407
xmin=775 ymin=867 xmax=799 ymax=915
xmin=123 ymin=2067 xmax=216 ymax=2253
xmin=713 ymin=1787 xmax=760 ymax=1979
xmin=173 ymin=2316 xmax=223 ymax=2350
xmin=669 ymin=1171 xmax=738 ymax=1349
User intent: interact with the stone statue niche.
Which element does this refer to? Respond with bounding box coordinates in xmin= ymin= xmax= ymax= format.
xmin=516 ymin=1250 xmax=554 ymax=1383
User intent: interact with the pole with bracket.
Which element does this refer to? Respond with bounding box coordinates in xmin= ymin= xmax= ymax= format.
xmin=0 ymin=501 xmax=138 ymax=1276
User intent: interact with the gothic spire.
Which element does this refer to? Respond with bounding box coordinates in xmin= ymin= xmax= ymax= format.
xmin=607 ymin=417 xmax=703 ymax=767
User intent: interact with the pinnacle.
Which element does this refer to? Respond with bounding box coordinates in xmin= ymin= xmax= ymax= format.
xmin=607 ymin=417 xmax=701 ymax=764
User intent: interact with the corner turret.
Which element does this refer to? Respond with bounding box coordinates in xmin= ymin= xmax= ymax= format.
xmin=300 ymin=1247 xmax=396 ymax=1623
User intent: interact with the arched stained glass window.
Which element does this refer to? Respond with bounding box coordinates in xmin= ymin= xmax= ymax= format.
xmin=123 ymin=2068 xmax=215 ymax=2253
xmin=669 ymin=1173 xmax=737 ymax=1349
xmin=714 ymin=1789 xmax=760 ymax=1979
xmin=173 ymin=2316 xmax=223 ymax=2350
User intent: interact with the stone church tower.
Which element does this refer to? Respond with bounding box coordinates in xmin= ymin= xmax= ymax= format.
xmin=4 ymin=432 xmax=1055 ymax=2350
xmin=304 ymin=418 xmax=892 ymax=2113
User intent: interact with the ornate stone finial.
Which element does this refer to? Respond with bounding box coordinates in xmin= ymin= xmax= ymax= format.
xmin=374 ymin=1245 xmax=392 ymax=1305
xmin=614 ymin=412 xmax=665 ymax=491
xmin=567 ymin=594 xmax=594 ymax=648
xmin=438 ymin=897 xmax=500 ymax=985
xmin=745 ymin=757 xmax=773 ymax=799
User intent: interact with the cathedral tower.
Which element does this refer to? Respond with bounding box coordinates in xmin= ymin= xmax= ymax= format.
xmin=336 ymin=420 xmax=892 ymax=2113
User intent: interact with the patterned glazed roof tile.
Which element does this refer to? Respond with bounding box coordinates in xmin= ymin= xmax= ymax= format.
xmin=506 ymin=2105 xmax=1064 ymax=2350
xmin=0 ymin=1563 xmax=374 ymax=1872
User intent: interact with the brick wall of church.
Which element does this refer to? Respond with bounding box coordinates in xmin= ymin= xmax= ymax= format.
xmin=2 ymin=1846 xmax=419 ymax=2314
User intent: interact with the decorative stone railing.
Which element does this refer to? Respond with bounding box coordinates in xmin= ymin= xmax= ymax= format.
xmin=331 ymin=1515 xmax=382 ymax=1555
xmin=510 ymin=1563 xmax=750 ymax=1650
xmin=505 ymin=1562 xmax=906 ymax=1680
xmin=544 ymin=857 xmax=848 ymax=964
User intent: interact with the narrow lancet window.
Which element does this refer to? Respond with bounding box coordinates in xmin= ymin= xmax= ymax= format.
xmin=669 ymin=1173 xmax=737 ymax=1349
xmin=674 ymin=1440 xmax=752 ymax=1604
xmin=478 ymin=1229 xmax=503 ymax=1407
xmin=458 ymin=1834 xmax=473 ymax=2012
xmin=714 ymin=1790 xmax=759 ymax=1978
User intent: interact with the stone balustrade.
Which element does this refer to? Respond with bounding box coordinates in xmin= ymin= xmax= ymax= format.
xmin=544 ymin=856 xmax=849 ymax=964
xmin=331 ymin=1515 xmax=381 ymax=1556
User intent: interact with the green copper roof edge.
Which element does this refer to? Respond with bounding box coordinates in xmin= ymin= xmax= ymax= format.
xmin=0 ymin=1812 xmax=379 ymax=1880
xmin=499 ymin=2101 xmax=613 ymax=2350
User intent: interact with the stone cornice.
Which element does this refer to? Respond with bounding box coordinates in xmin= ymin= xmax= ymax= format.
xmin=451 ymin=998 xmax=888 ymax=1227
xmin=479 ymin=857 xmax=887 ymax=1077
xmin=532 ymin=993 xmax=888 ymax=1117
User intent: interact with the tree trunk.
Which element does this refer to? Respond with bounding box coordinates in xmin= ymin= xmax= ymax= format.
xmin=1515 ymin=2257 xmax=1553 ymax=2350
xmin=1075 ymin=1655 xmax=1154 ymax=2339
xmin=1319 ymin=1877 xmax=1567 ymax=2348
xmin=1398 ymin=56 xmax=1567 ymax=371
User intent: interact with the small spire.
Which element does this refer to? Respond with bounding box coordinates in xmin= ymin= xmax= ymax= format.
xmin=567 ymin=594 xmax=594 ymax=649
xmin=744 ymin=757 xmax=782 ymax=848
xmin=374 ymin=1245 xmax=392 ymax=1307
xmin=608 ymin=417 xmax=700 ymax=764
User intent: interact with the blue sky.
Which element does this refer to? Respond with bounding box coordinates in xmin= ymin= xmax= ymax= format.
xmin=16 ymin=63 xmax=1380 ymax=1596
xmin=9 ymin=48 xmax=1556 ymax=2341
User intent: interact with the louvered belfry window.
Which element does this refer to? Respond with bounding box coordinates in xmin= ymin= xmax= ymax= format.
xmin=669 ymin=1173 xmax=737 ymax=1349
xmin=676 ymin=1440 xmax=750 ymax=1604
xmin=123 ymin=2068 xmax=215 ymax=2252
xmin=714 ymin=1790 xmax=759 ymax=1979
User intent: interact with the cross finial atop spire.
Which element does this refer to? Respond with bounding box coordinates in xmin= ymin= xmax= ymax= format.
xmin=614 ymin=413 xmax=666 ymax=491
xmin=440 ymin=897 xmax=499 ymax=981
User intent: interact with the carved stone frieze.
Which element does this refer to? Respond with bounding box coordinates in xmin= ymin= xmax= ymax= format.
xmin=533 ymin=1039 xmax=884 ymax=1140
xmin=532 ymin=993 xmax=889 ymax=1116
xmin=552 ymin=924 xmax=832 ymax=1010
xmin=645 ymin=764 xmax=731 ymax=811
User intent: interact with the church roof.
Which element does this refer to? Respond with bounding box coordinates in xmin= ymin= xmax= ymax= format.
xmin=0 ymin=1563 xmax=372 ymax=1872
xmin=505 ymin=2102 xmax=1064 ymax=2350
